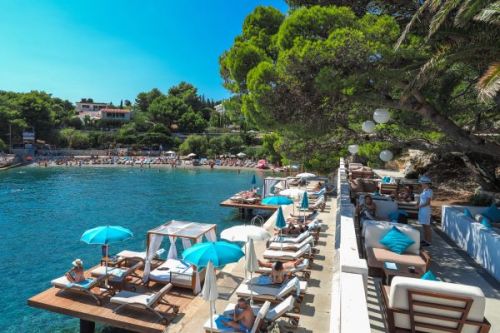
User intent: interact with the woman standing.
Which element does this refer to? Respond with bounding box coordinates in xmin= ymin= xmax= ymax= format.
xmin=418 ymin=176 xmax=433 ymax=246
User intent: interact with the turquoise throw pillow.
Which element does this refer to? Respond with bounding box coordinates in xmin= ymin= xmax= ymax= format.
xmin=482 ymin=204 xmax=500 ymax=223
xmin=463 ymin=208 xmax=473 ymax=219
xmin=421 ymin=270 xmax=438 ymax=281
xmin=380 ymin=227 xmax=415 ymax=255
xmin=481 ymin=216 xmax=492 ymax=229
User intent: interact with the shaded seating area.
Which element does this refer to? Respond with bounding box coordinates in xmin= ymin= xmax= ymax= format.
xmin=143 ymin=220 xmax=217 ymax=294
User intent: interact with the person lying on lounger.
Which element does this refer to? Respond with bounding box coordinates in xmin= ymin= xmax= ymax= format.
xmin=278 ymin=224 xmax=308 ymax=235
xmin=65 ymin=259 xmax=85 ymax=283
xmin=221 ymin=298 xmax=255 ymax=332
xmin=258 ymin=259 xmax=304 ymax=283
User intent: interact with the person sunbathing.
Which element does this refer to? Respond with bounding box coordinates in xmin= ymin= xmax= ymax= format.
xmin=258 ymin=258 xmax=304 ymax=283
xmin=65 ymin=259 xmax=85 ymax=283
xmin=277 ymin=223 xmax=308 ymax=235
xmin=221 ymin=298 xmax=255 ymax=332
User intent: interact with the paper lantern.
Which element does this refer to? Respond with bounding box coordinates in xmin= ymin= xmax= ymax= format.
xmin=379 ymin=150 xmax=393 ymax=162
xmin=362 ymin=120 xmax=376 ymax=133
xmin=373 ymin=108 xmax=390 ymax=124
xmin=348 ymin=145 xmax=359 ymax=155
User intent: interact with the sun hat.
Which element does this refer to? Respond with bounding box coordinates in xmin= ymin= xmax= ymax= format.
xmin=72 ymin=259 xmax=83 ymax=267
xmin=418 ymin=176 xmax=432 ymax=184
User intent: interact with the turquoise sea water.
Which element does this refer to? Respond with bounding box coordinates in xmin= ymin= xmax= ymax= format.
xmin=0 ymin=167 xmax=264 ymax=332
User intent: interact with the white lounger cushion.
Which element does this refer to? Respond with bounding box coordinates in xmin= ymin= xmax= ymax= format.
xmin=271 ymin=231 xmax=310 ymax=243
xmin=149 ymin=259 xmax=193 ymax=286
xmin=51 ymin=276 xmax=97 ymax=289
xmin=111 ymin=290 xmax=151 ymax=306
xmin=390 ymin=277 xmax=486 ymax=333
xmin=117 ymin=248 xmax=165 ymax=260
xmin=236 ymin=277 xmax=307 ymax=299
xmin=263 ymin=244 xmax=311 ymax=260
xmin=91 ymin=266 xmax=127 ymax=278
xmin=268 ymin=236 xmax=314 ymax=250
xmin=364 ymin=221 xmax=420 ymax=255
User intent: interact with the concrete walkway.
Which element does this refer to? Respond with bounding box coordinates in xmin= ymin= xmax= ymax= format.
xmin=166 ymin=196 xmax=337 ymax=333
xmin=367 ymin=226 xmax=500 ymax=333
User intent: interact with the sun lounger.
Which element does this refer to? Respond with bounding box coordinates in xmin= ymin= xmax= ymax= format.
xmin=51 ymin=274 xmax=106 ymax=305
xmin=267 ymin=236 xmax=314 ymax=251
xmin=263 ymin=244 xmax=313 ymax=261
xmin=117 ymin=248 xmax=165 ymax=263
xmin=148 ymin=258 xmax=205 ymax=294
xmin=236 ymin=277 xmax=307 ymax=312
xmin=110 ymin=283 xmax=179 ymax=324
xmin=256 ymin=259 xmax=311 ymax=279
xmin=204 ymin=295 xmax=300 ymax=332
xmin=270 ymin=230 xmax=310 ymax=243
xmin=90 ymin=261 xmax=143 ymax=290
xmin=204 ymin=301 xmax=270 ymax=333
xmin=308 ymin=188 xmax=326 ymax=198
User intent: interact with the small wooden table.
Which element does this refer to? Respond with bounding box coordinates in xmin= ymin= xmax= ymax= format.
xmin=382 ymin=263 xmax=424 ymax=285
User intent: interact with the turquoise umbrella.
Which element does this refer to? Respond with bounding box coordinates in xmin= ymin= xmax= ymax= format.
xmin=275 ymin=206 xmax=287 ymax=250
xmin=81 ymin=225 xmax=133 ymax=285
xmin=251 ymin=174 xmax=257 ymax=186
xmin=300 ymin=192 xmax=309 ymax=223
xmin=262 ymin=196 xmax=293 ymax=206
xmin=182 ymin=241 xmax=244 ymax=268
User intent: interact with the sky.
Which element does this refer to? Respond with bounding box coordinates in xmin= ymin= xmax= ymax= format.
xmin=0 ymin=0 xmax=287 ymax=104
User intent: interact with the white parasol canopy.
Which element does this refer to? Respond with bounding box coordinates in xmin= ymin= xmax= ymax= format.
xmin=220 ymin=225 xmax=271 ymax=242
xmin=202 ymin=261 xmax=218 ymax=332
xmin=296 ymin=172 xmax=316 ymax=178
xmin=245 ymin=238 xmax=259 ymax=304
xmin=279 ymin=188 xmax=303 ymax=198
xmin=187 ymin=153 xmax=197 ymax=158
xmin=236 ymin=152 xmax=247 ymax=158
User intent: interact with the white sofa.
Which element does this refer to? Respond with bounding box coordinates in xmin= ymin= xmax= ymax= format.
xmin=358 ymin=195 xmax=398 ymax=220
xmin=381 ymin=276 xmax=489 ymax=333
xmin=442 ymin=205 xmax=500 ymax=281
xmin=363 ymin=221 xmax=429 ymax=275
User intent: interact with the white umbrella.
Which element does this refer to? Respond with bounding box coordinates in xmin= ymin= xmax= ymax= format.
xmin=279 ymin=188 xmax=303 ymax=198
xmin=236 ymin=152 xmax=247 ymax=158
xmin=202 ymin=261 xmax=218 ymax=333
xmin=246 ymin=238 xmax=259 ymax=305
xmin=296 ymin=172 xmax=316 ymax=178
xmin=187 ymin=153 xmax=197 ymax=158
xmin=165 ymin=150 xmax=175 ymax=154
xmin=220 ymin=225 xmax=271 ymax=242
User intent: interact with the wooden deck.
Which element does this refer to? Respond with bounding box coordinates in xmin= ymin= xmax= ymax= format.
xmin=28 ymin=267 xmax=197 ymax=333
xmin=219 ymin=199 xmax=278 ymax=211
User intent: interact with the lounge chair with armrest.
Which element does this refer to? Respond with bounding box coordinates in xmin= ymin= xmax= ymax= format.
xmin=90 ymin=261 xmax=143 ymax=290
xmin=236 ymin=277 xmax=307 ymax=313
xmin=203 ymin=301 xmax=270 ymax=333
xmin=110 ymin=283 xmax=179 ymax=324
xmin=267 ymin=236 xmax=314 ymax=251
xmin=51 ymin=274 xmax=107 ymax=305
xmin=263 ymin=244 xmax=313 ymax=261
xmin=380 ymin=276 xmax=491 ymax=333
xmin=148 ymin=258 xmax=206 ymax=294
xmin=270 ymin=230 xmax=310 ymax=244
xmin=116 ymin=248 xmax=165 ymax=266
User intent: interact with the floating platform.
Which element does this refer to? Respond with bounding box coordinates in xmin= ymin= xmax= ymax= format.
xmin=28 ymin=267 xmax=196 ymax=333
xmin=219 ymin=199 xmax=278 ymax=218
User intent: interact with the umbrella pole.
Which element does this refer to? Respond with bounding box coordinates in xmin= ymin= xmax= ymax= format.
xmin=250 ymin=271 xmax=254 ymax=305
xmin=210 ymin=300 xmax=214 ymax=332
xmin=244 ymin=239 xmax=248 ymax=279
xmin=105 ymin=244 xmax=109 ymax=288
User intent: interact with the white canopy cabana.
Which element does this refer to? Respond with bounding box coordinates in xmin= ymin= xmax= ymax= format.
xmin=143 ymin=220 xmax=217 ymax=293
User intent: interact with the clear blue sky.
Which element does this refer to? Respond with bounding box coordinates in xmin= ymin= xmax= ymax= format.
xmin=0 ymin=0 xmax=287 ymax=104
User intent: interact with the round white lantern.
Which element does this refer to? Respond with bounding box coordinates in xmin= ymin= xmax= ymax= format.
xmin=362 ymin=120 xmax=376 ymax=134
xmin=379 ymin=150 xmax=394 ymax=162
xmin=348 ymin=144 xmax=359 ymax=155
xmin=373 ymin=108 xmax=390 ymax=124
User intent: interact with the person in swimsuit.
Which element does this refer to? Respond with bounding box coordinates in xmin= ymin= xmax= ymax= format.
xmin=222 ymin=298 xmax=255 ymax=332
xmin=356 ymin=194 xmax=377 ymax=220
xmin=65 ymin=259 xmax=85 ymax=283
xmin=258 ymin=258 xmax=305 ymax=283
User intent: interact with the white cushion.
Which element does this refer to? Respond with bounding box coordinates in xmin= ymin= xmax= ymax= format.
xmin=364 ymin=221 xmax=420 ymax=255
xmin=389 ymin=277 xmax=486 ymax=333
xmin=110 ymin=290 xmax=150 ymax=306
xmin=149 ymin=259 xmax=193 ymax=286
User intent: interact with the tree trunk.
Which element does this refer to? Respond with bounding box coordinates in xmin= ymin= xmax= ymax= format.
xmin=411 ymin=90 xmax=500 ymax=159
xmin=457 ymin=153 xmax=500 ymax=191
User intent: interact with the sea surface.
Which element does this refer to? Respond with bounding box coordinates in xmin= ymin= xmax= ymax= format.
xmin=0 ymin=166 xmax=265 ymax=332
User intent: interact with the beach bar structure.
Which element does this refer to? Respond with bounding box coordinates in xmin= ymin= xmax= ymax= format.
xmin=28 ymin=220 xmax=217 ymax=333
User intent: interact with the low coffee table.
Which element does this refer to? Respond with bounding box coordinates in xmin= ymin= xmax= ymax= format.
xmin=382 ymin=262 xmax=424 ymax=285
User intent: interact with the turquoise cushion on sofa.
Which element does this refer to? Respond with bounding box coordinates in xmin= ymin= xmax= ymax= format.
xmin=482 ymin=205 xmax=500 ymax=223
xmin=380 ymin=227 xmax=415 ymax=255
xmin=421 ymin=270 xmax=438 ymax=281
xmin=463 ymin=208 xmax=473 ymax=219
xmin=481 ymin=216 xmax=492 ymax=229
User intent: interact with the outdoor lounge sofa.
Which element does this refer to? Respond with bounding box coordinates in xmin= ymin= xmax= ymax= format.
xmin=110 ymin=283 xmax=179 ymax=324
xmin=203 ymin=296 xmax=300 ymax=333
xmin=51 ymin=274 xmax=106 ymax=305
xmin=380 ymin=276 xmax=491 ymax=333
xmin=235 ymin=277 xmax=307 ymax=313
xmin=148 ymin=258 xmax=206 ymax=294
xmin=363 ymin=221 xmax=430 ymax=276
